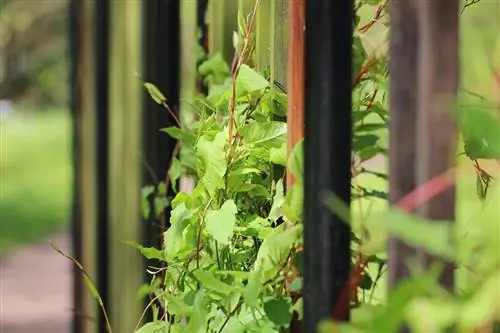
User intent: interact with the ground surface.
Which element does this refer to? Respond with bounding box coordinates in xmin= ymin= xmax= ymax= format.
xmin=0 ymin=233 xmax=71 ymax=333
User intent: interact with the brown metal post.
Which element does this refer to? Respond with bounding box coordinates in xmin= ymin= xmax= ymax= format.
xmin=387 ymin=0 xmax=420 ymax=290
xmin=286 ymin=0 xmax=304 ymax=190
xmin=416 ymin=0 xmax=459 ymax=291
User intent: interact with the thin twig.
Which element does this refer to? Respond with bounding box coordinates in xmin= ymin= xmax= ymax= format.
xmin=50 ymin=242 xmax=113 ymax=333
xmin=134 ymin=291 xmax=166 ymax=332
xmin=461 ymin=0 xmax=481 ymax=14
xmin=161 ymin=102 xmax=183 ymax=129
xmin=228 ymin=0 xmax=260 ymax=141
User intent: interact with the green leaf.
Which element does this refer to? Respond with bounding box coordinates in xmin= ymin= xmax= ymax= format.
xmin=124 ymin=241 xmax=166 ymax=261
xmin=384 ymin=210 xmax=456 ymax=260
xmin=459 ymin=269 xmax=500 ymax=328
xmin=240 ymin=121 xmax=287 ymax=148
xmin=289 ymin=278 xmax=303 ymax=293
xmin=476 ymin=172 xmax=486 ymax=201
xmin=355 ymin=123 xmax=387 ymax=132
xmin=244 ymin=266 xmax=263 ymax=307
xmin=198 ymin=52 xmax=231 ymax=85
xmin=144 ymin=82 xmax=167 ymax=104
xmin=263 ymin=297 xmax=292 ymax=326
xmin=169 ymin=158 xmax=182 ymax=192
xmin=353 ymin=134 xmax=379 ymax=152
xmin=164 ymin=203 xmax=194 ymax=262
xmin=164 ymin=293 xmax=193 ymax=316
xmin=457 ymin=99 xmax=500 ymax=160
xmin=135 ymin=321 xmax=169 ymax=333
xmin=352 ymin=36 xmax=367 ymax=82
xmin=161 ymin=126 xmax=196 ymax=146
xmin=268 ymin=179 xmax=285 ymax=221
xmin=196 ymin=131 xmax=227 ymax=196
xmin=235 ymin=64 xmax=270 ymax=96
xmin=359 ymin=273 xmax=373 ymax=290
xmin=185 ymin=289 xmax=208 ymax=333
xmin=292 ymin=297 xmax=303 ymax=321
xmin=141 ymin=185 xmax=154 ymax=219
xmin=153 ymin=196 xmax=169 ymax=218
xmin=288 ymin=139 xmax=303 ymax=181
xmin=192 ymin=269 xmax=236 ymax=295
xmin=406 ymin=297 xmax=457 ymax=332
xmin=282 ymin=180 xmax=303 ymax=223
xmin=205 ymin=199 xmax=238 ymax=245
xmin=269 ymin=141 xmax=287 ymax=166
xmin=254 ymin=224 xmax=303 ymax=283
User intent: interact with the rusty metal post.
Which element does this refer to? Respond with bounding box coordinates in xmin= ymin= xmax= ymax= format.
xmin=286 ymin=0 xmax=304 ymax=190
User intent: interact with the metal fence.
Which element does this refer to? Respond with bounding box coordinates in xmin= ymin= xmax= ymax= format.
xmin=70 ymin=0 xmax=459 ymax=332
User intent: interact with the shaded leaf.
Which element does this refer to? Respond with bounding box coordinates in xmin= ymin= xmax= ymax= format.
xmin=235 ymin=64 xmax=270 ymax=96
xmin=263 ymin=297 xmax=292 ymax=326
xmin=135 ymin=321 xmax=169 ymax=333
xmin=164 ymin=293 xmax=193 ymax=316
xmin=196 ymin=131 xmax=227 ymax=196
xmin=268 ymin=179 xmax=285 ymax=221
xmin=192 ymin=269 xmax=236 ymax=295
xmin=124 ymin=241 xmax=165 ymax=261
xmin=205 ymin=199 xmax=238 ymax=245
xmin=144 ymin=82 xmax=167 ymax=104
xmin=288 ymin=139 xmax=304 ymax=181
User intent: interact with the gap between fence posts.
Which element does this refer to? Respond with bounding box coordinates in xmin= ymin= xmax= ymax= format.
xmin=141 ymin=0 xmax=181 ymax=324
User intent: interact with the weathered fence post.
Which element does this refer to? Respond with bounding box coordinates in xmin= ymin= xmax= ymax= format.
xmin=107 ymin=1 xmax=144 ymax=331
xmin=416 ymin=0 xmax=459 ymax=290
xmin=70 ymin=0 xmax=99 ymax=332
xmin=208 ymin=0 xmax=238 ymax=63
xmin=387 ymin=0 xmax=420 ymax=290
xmin=303 ymin=0 xmax=353 ymax=329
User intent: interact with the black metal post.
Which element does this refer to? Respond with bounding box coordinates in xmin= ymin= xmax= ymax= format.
xmin=303 ymin=0 xmax=353 ymax=330
xmin=141 ymin=0 xmax=180 ymax=320
xmin=94 ymin=0 xmax=110 ymax=332
xmin=69 ymin=1 xmax=83 ymax=332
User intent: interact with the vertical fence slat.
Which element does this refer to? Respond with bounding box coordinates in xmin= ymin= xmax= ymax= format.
xmin=255 ymin=0 xmax=272 ymax=73
xmin=272 ymin=1 xmax=288 ymax=88
xmin=387 ymin=0 xmax=420 ymax=295
xmin=416 ymin=0 xmax=459 ymax=290
xmin=70 ymin=0 xmax=98 ymax=332
xmin=94 ymin=0 xmax=110 ymax=331
xmin=208 ymin=0 xmax=238 ymax=62
xmin=107 ymin=1 xmax=144 ymax=332
xmin=286 ymin=0 xmax=304 ymax=190
xmin=303 ymin=0 xmax=353 ymax=329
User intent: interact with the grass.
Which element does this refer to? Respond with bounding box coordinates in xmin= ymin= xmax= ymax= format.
xmin=0 ymin=110 xmax=72 ymax=252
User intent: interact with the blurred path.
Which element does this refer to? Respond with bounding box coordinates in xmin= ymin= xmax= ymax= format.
xmin=0 ymin=233 xmax=71 ymax=333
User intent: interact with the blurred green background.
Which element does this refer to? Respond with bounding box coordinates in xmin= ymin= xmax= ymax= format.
xmin=0 ymin=1 xmax=498 ymax=253
xmin=0 ymin=0 xmax=70 ymax=252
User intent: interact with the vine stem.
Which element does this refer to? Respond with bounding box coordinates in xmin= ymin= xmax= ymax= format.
xmin=227 ymin=0 xmax=260 ymax=142
xmin=218 ymin=299 xmax=244 ymax=333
